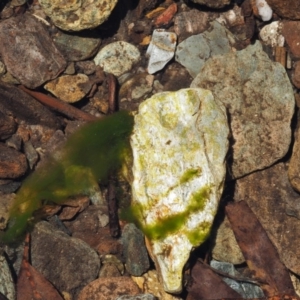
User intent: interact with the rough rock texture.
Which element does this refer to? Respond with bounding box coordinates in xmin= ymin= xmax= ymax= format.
xmin=0 ymin=193 xmax=15 ymax=230
xmin=288 ymin=126 xmax=300 ymax=194
xmin=77 ymin=277 xmax=140 ymax=300
xmin=116 ymin=294 xmax=157 ymax=300
xmin=190 ymin=0 xmax=231 ymax=8
xmin=282 ymin=21 xmax=300 ymax=58
xmin=266 ymin=0 xmax=300 ymax=20
xmin=0 ymin=14 xmax=66 ymax=88
xmin=44 ymin=74 xmax=92 ymax=103
xmin=0 ymin=253 xmax=16 ymax=300
xmin=175 ymin=21 xmax=234 ymax=78
xmin=235 ymin=163 xmax=300 ymax=275
xmin=131 ymin=88 xmax=229 ymax=293
xmin=31 ymin=221 xmax=100 ymax=299
xmin=38 ymin=0 xmax=118 ymax=31
xmin=191 ymin=41 xmax=295 ymax=178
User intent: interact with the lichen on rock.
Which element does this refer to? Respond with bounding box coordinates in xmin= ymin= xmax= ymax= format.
xmin=128 ymin=88 xmax=229 ymax=293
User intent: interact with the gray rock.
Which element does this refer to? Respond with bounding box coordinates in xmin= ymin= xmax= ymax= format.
xmin=116 ymin=294 xmax=158 ymax=300
xmin=190 ymin=0 xmax=231 ymax=8
xmin=121 ymin=223 xmax=150 ymax=276
xmin=31 ymin=221 xmax=100 ymax=299
xmin=0 ymin=253 xmax=16 ymax=300
xmin=0 ymin=14 xmax=67 ymax=88
xmin=175 ymin=21 xmax=234 ymax=78
xmin=191 ymin=41 xmax=295 ymax=178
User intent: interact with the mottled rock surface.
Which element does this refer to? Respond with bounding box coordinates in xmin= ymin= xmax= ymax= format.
xmin=190 ymin=0 xmax=231 ymax=8
xmin=282 ymin=21 xmax=300 ymax=58
xmin=0 ymin=14 xmax=66 ymax=88
xmin=131 ymin=88 xmax=229 ymax=293
xmin=31 ymin=221 xmax=100 ymax=299
xmin=266 ymin=0 xmax=300 ymax=20
xmin=38 ymin=0 xmax=118 ymax=31
xmin=289 ymin=126 xmax=300 ymax=194
xmin=191 ymin=41 xmax=295 ymax=178
xmin=235 ymin=163 xmax=300 ymax=275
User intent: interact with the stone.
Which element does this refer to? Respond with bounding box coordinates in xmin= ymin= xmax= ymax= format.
xmin=0 ymin=111 xmax=16 ymax=140
xmin=175 ymin=21 xmax=234 ymax=78
xmin=292 ymin=61 xmax=300 ymax=89
xmin=0 ymin=14 xmax=67 ymax=88
xmin=0 ymin=192 xmax=15 ymax=230
xmin=94 ymin=42 xmax=140 ymax=77
xmin=0 ymin=143 xmax=27 ymax=179
xmin=38 ymin=0 xmax=118 ymax=31
xmin=288 ymin=126 xmax=300 ymax=195
xmin=31 ymin=221 xmax=100 ymax=299
xmin=44 ymin=74 xmax=92 ymax=103
xmin=265 ymin=0 xmax=300 ymax=20
xmin=190 ymin=0 xmax=231 ymax=8
xmin=191 ymin=41 xmax=295 ymax=178
xmin=53 ymin=31 xmax=101 ymax=61
xmin=116 ymin=294 xmax=158 ymax=300
xmin=259 ymin=21 xmax=284 ymax=47
xmin=282 ymin=21 xmax=300 ymax=58
xmin=146 ymin=30 xmax=177 ymax=74
xmin=121 ymin=223 xmax=150 ymax=276
xmin=130 ymin=88 xmax=229 ymax=293
xmin=100 ymin=254 xmax=124 ymax=275
xmin=235 ymin=163 xmax=300 ymax=275
xmin=0 ymin=253 xmax=16 ymax=300
xmin=77 ymin=277 xmax=140 ymax=300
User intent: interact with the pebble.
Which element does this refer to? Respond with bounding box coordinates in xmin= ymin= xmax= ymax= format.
xmin=0 ymin=252 xmax=16 ymax=300
xmin=116 ymin=294 xmax=158 ymax=300
xmin=31 ymin=221 xmax=101 ymax=299
xmin=121 ymin=224 xmax=150 ymax=276
xmin=0 ymin=14 xmax=67 ymax=88
xmin=265 ymin=0 xmax=300 ymax=20
xmin=191 ymin=41 xmax=295 ymax=178
xmin=282 ymin=21 xmax=300 ymax=58
xmin=94 ymin=41 xmax=141 ymax=77
xmin=101 ymin=254 xmax=125 ymax=275
xmin=75 ymin=61 xmax=97 ymax=75
xmin=259 ymin=21 xmax=284 ymax=47
xmin=77 ymin=277 xmax=140 ymax=300
xmin=44 ymin=74 xmax=92 ymax=103
xmin=289 ymin=126 xmax=300 ymax=194
xmin=190 ymin=0 xmax=230 ymax=8
xmin=0 ymin=192 xmax=15 ymax=230
xmin=0 ymin=111 xmax=16 ymax=140
xmin=38 ymin=0 xmax=118 ymax=31
xmin=292 ymin=61 xmax=300 ymax=89
xmin=146 ymin=29 xmax=177 ymax=74
xmin=175 ymin=21 xmax=234 ymax=78
xmin=53 ymin=31 xmax=101 ymax=61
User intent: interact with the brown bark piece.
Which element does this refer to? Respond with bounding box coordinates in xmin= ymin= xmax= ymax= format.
xmin=186 ymin=260 xmax=241 ymax=300
xmin=0 ymin=14 xmax=67 ymax=88
xmin=0 ymin=143 xmax=27 ymax=179
xmin=225 ymin=201 xmax=297 ymax=297
xmin=0 ymin=82 xmax=61 ymax=129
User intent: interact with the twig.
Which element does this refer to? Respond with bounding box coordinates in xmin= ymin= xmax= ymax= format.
xmin=19 ymin=85 xmax=99 ymax=122
xmin=107 ymin=177 xmax=120 ymax=237
xmin=107 ymin=73 xmax=117 ymax=114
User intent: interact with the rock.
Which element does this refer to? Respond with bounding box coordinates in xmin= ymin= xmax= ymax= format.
xmin=235 ymin=163 xmax=300 ymax=275
xmin=132 ymin=270 xmax=182 ymax=300
xmin=190 ymin=0 xmax=231 ymax=8
xmin=31 ymin=221 xmax=100 ymax=299
xmin=292 ymin=61 xmax=300 ymax=88
xmin=116 ymin=294 xmax=158 ymax=300
xmin=121 ymin=223 xmax=150 ymax=276
xmin=100 ymin=254 xmax=124 ymax=276
xmin=0 ymin=82 xmax=61 ymax=129
xmin=38 ymin=0 xmax=118 ymax=31
xmin=0 ymin=111 xmax=16 ymax=140
xmin=44 ymin=74 xmax=92 ymax=103
xmin=0 ymin=192 xmax=15 ymax=230
xmin=77 ymin=277 xmax=140 ymax=300
xmin=0 ymin=14 xmax=67 ymax=88
xmin=99 ymin=263 xmax=121 ymax=278
xmin=259 ymin=21 xmax=284 ymax=47
xmin=282 ymin=21 xmax=300 ymax=58
xmin=0 ymin=143 xmax=27 ymax=179
xmin=174 ymin=10 xmax=210 ymax=43
xmin=0 ymin=252 xmax=16 ymax=300
xmin=288 ymin=126 xmax=300 ymax=195
xmin=175 ymin=21 xmax=234 ymax=78
xmin=191 ymin=41 xmax=295 ymax=178
xmin=53 ymin=31 xmax=101 ymax=61
xmin=211 ymin=217 xmax=245 ymax=265
xmin=94 ymin=42 xmax=140 ymax=77
xmin=265 ymin=0 xmax=300 ymax=20
xmin=130 ymin=88 xmax=229 ymax=293
xmin=254 ymin=0 xmax=273 ymax=21
xmin=76 ymin=61 xmax=97 ymax=75
xmin=146 ymin=30 xmax=177 ymax=74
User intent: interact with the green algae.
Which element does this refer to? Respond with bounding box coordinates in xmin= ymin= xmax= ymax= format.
xmin=1 ymin=111 xmax=134 ymax=243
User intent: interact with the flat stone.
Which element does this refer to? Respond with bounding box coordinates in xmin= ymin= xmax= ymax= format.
xmin=0 ymin=14 xmax=66 ymax=88
xmin=191 ymin=41 xmax=295 ymax=178
xmin=265 ymin=0 xmax=300 ymax=20
xmin=282 ymin=21 xmax=300 ymax=58
xmin=190 ymin=0 xmax=231 ymax=8
xmin=38 ymin=0 xmax=118 ymax=31
xmin=235 ymin=163 xmax=300 ymax=275
xmin=77 ymin=277 xmax=140 ymax=300
xmin=175 ymin=21 xmax=234 ymax=78
xmin=130 ymin=88 xmax=229 ymax=293
xmin=116 ymin=294 xmax=157 ymax=300
xmin=44 ymin=74 xmax=92 ymax=103
xmin=53 ymin=31 xmax=101 ymax=61
xmin=94 ymin=41 xmax=140 ymax=77
xmin=121 ymin=223 xmax=150 ymax=276
xmin=31 ymin=221 xmax=100 ymax=299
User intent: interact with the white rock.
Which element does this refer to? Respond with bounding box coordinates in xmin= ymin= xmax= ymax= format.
xmin=130 ymin=88 xmax=229 ymax=293
xmin=255 ymin=0 xmax=273 ymax=21
xmin=94 ymin=41 xmax=140 ymax=77
xmin=259 ymin=21 xmax=284 ymax=47
xmin=146 ymin=29 xmax=177 ymax=74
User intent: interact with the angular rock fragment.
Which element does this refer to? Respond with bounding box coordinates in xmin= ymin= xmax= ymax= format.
xmin=0 ymin=14 xmax=67 ymax=88
xmin=130 ymin=88 xmax=229 ymax=293
xmin=191 ymin=41 xmax=295 ymax=178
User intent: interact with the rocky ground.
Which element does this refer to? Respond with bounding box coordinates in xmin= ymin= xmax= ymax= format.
xmin=0 ymin=0 xmax=300 ymax=299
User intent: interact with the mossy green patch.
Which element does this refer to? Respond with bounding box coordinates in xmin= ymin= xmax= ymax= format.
xmin=179 ymin=168 xmax=202 ymax=185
